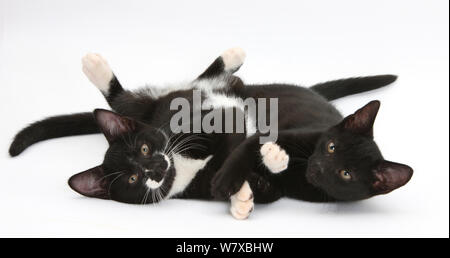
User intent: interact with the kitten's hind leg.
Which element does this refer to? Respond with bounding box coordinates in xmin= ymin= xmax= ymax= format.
xmin=81 ymin=53 xmax=156 ymax=120
xmin=229 ymin=177 xmax=282 ymax=220
xmin=211 ymin=133 xmax=293 ymax=200
xmin=230 ymin=181 xmax=254 ymax=220
xmin=197 ymin=47 xmax=246 ymax=79
xmin=82 ymin=53 xmax=124 ymax=104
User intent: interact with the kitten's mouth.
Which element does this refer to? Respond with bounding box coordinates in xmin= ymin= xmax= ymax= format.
xmin=306 ymin=172 xmax=319 ymax=186
xmin=306 ymin=163 xmax=323 ymax=186
xmin=146 ymin=178 xmax=164 ymax=189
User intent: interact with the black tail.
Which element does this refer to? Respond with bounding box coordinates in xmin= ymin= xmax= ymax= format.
xmin=310 ymin=74 xmax=397 ymax=101
xmin=9 ymin=112 xmax=99 ymax=157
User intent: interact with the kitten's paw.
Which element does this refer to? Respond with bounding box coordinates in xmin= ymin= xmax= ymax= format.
xmin=260 ymin=142 xmax=289 ymax=173
xmin=82 ymin=53 xmax=113 ymax=94
xmin=230 ymin=181 xmax=254 ymax=220
xmin=221 ymin=47 xmax=246 ymax=72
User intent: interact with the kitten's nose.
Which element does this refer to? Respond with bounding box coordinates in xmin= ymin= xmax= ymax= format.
xmin=317 ymin=163 xmax=324 ymax=174
xmin=151 ymin=155 xmax=169 ymax=171
xmin=142 ymin=154 xmax=170 ymax=182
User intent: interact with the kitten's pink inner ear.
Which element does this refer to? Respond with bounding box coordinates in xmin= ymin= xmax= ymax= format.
xmin=68 ymin=165 xmax=110 ymax=199
xmin=94 ymin=109 xmax=136 ymax=143
xmin=373 ymin=160 xmax=413 ymax=195
xmin=342 ymin=100 xmax=380 ymax=136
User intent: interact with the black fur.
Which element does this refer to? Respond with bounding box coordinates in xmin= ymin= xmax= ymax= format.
xmin=9 ymin=112 xmax=99 ymax=157
xmin=9 ymin=52 xmax=411 ymax=205
xmin=70 ymin=53 xmax=248 ymax=203
xmin=211 ymin=95 xmax=413 ymax=203
xmin=310 ymin=74 xmax=397 ymax=101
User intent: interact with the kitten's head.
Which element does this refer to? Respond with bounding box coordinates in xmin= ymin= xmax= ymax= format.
xmin=306 ymin=101 xmax=413 ymax=201
xmin=68 ymin=109 xmax=175 ymax=204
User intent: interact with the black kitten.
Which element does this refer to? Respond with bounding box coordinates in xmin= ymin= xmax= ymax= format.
xmin=211 ymin=86 xmax=413 ymax=208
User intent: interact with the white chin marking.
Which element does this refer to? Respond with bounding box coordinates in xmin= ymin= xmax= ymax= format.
xmin=81 ymin=53 xmax=113 ymax=94
xmin=221 ymin=47 xmax=246 ymax=72
xmin=146 ymin=178 xmax=164 ymax=189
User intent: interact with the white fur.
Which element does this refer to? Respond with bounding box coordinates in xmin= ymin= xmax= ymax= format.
xmin=163 ymin=154 xmax=171 ymax=171
xmin=138 ymin=75 xmax=226 ymax=100
xmin=202 ymin=91 xmax=243 ymax=110
xmin=260 ymin=142 xmax=289 ymax=173
xmin=155 ymin=152 xmax=172 ymax=171
xmin=245 ymin=114 xmax=257 ymax=137
xmin=197 ymin=77 xmax=257 ymax=137
xmin=221 ymin=47 xmax=246 ymax=72
xmin=82 ymin=53 xmax=113 ymax=94
xmin=138 ymin=81 xmax=193 ymax=99
xmin=150 ymin=76 xmax=258 ymax=137
xmin=146 ymin=178 xmax=164 ymax=189
xmin=230 ymin=181 xmax=254 ymax=220
xmin=166 ymin=154 xmax=213 ymax=198
xmin=194 ymin=76 xmax=229 ymax=91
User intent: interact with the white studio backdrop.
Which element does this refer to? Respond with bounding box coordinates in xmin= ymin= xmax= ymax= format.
xmin=0 ymin=0 xmax=448 ymax=237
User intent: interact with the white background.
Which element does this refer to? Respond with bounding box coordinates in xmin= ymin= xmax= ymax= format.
xmin=0 ymin=0 xmax=448 ymax=237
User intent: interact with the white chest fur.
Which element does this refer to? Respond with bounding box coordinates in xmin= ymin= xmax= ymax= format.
xmin=166 ymin=154 xmax=212 ymax=198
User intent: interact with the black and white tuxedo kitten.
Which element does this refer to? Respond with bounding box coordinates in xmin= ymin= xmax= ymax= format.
xmin=9 ymin=48 xmax=413 ymax=220
xmin=10 ymin=48 xmax=252 ymax=206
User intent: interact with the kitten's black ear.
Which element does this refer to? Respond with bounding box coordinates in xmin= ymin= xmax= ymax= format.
xmin=340 ymin=100 xmax=380 ymax=137
xmin=372 ymin=160 xmax=413 ymax=195
xmin=68 ymin=165 xmax=110 ymax=199
xmin=94 ymin=109 xmax=136 ymax=143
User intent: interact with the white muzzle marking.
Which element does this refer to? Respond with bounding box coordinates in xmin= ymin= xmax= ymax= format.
xmin=146 ymin=178 xmax=164 ymax=189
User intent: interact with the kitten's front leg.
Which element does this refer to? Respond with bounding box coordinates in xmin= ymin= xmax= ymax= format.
xmin=221 ymin=47 xmax=246 ymax=73
xmin=260 ymin=142 xmax=290 ymax=173
xmin=211 ymin=135 xmax=259 ymax=200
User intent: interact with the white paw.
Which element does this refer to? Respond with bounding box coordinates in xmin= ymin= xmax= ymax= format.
xmin=221 ymin=47 xmax=246 ymax=72
xmin=260 ymin=142 xmax=289 ymax=173
xmin=230 ymin=181 xmax=254 ymax=220
xmin=82 ymin=53 xmax=113 ymax=94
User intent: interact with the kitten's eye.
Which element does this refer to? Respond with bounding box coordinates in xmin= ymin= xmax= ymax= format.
xmin=340 ymin=170 xmax=352 ymax=180
xmin=128 ymin=174 xmax=138 ymax=184
xmin=327 ymin=142 xmax=336 ymax=153
xmin=141 ymin=144 xmax=150 ymax=155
